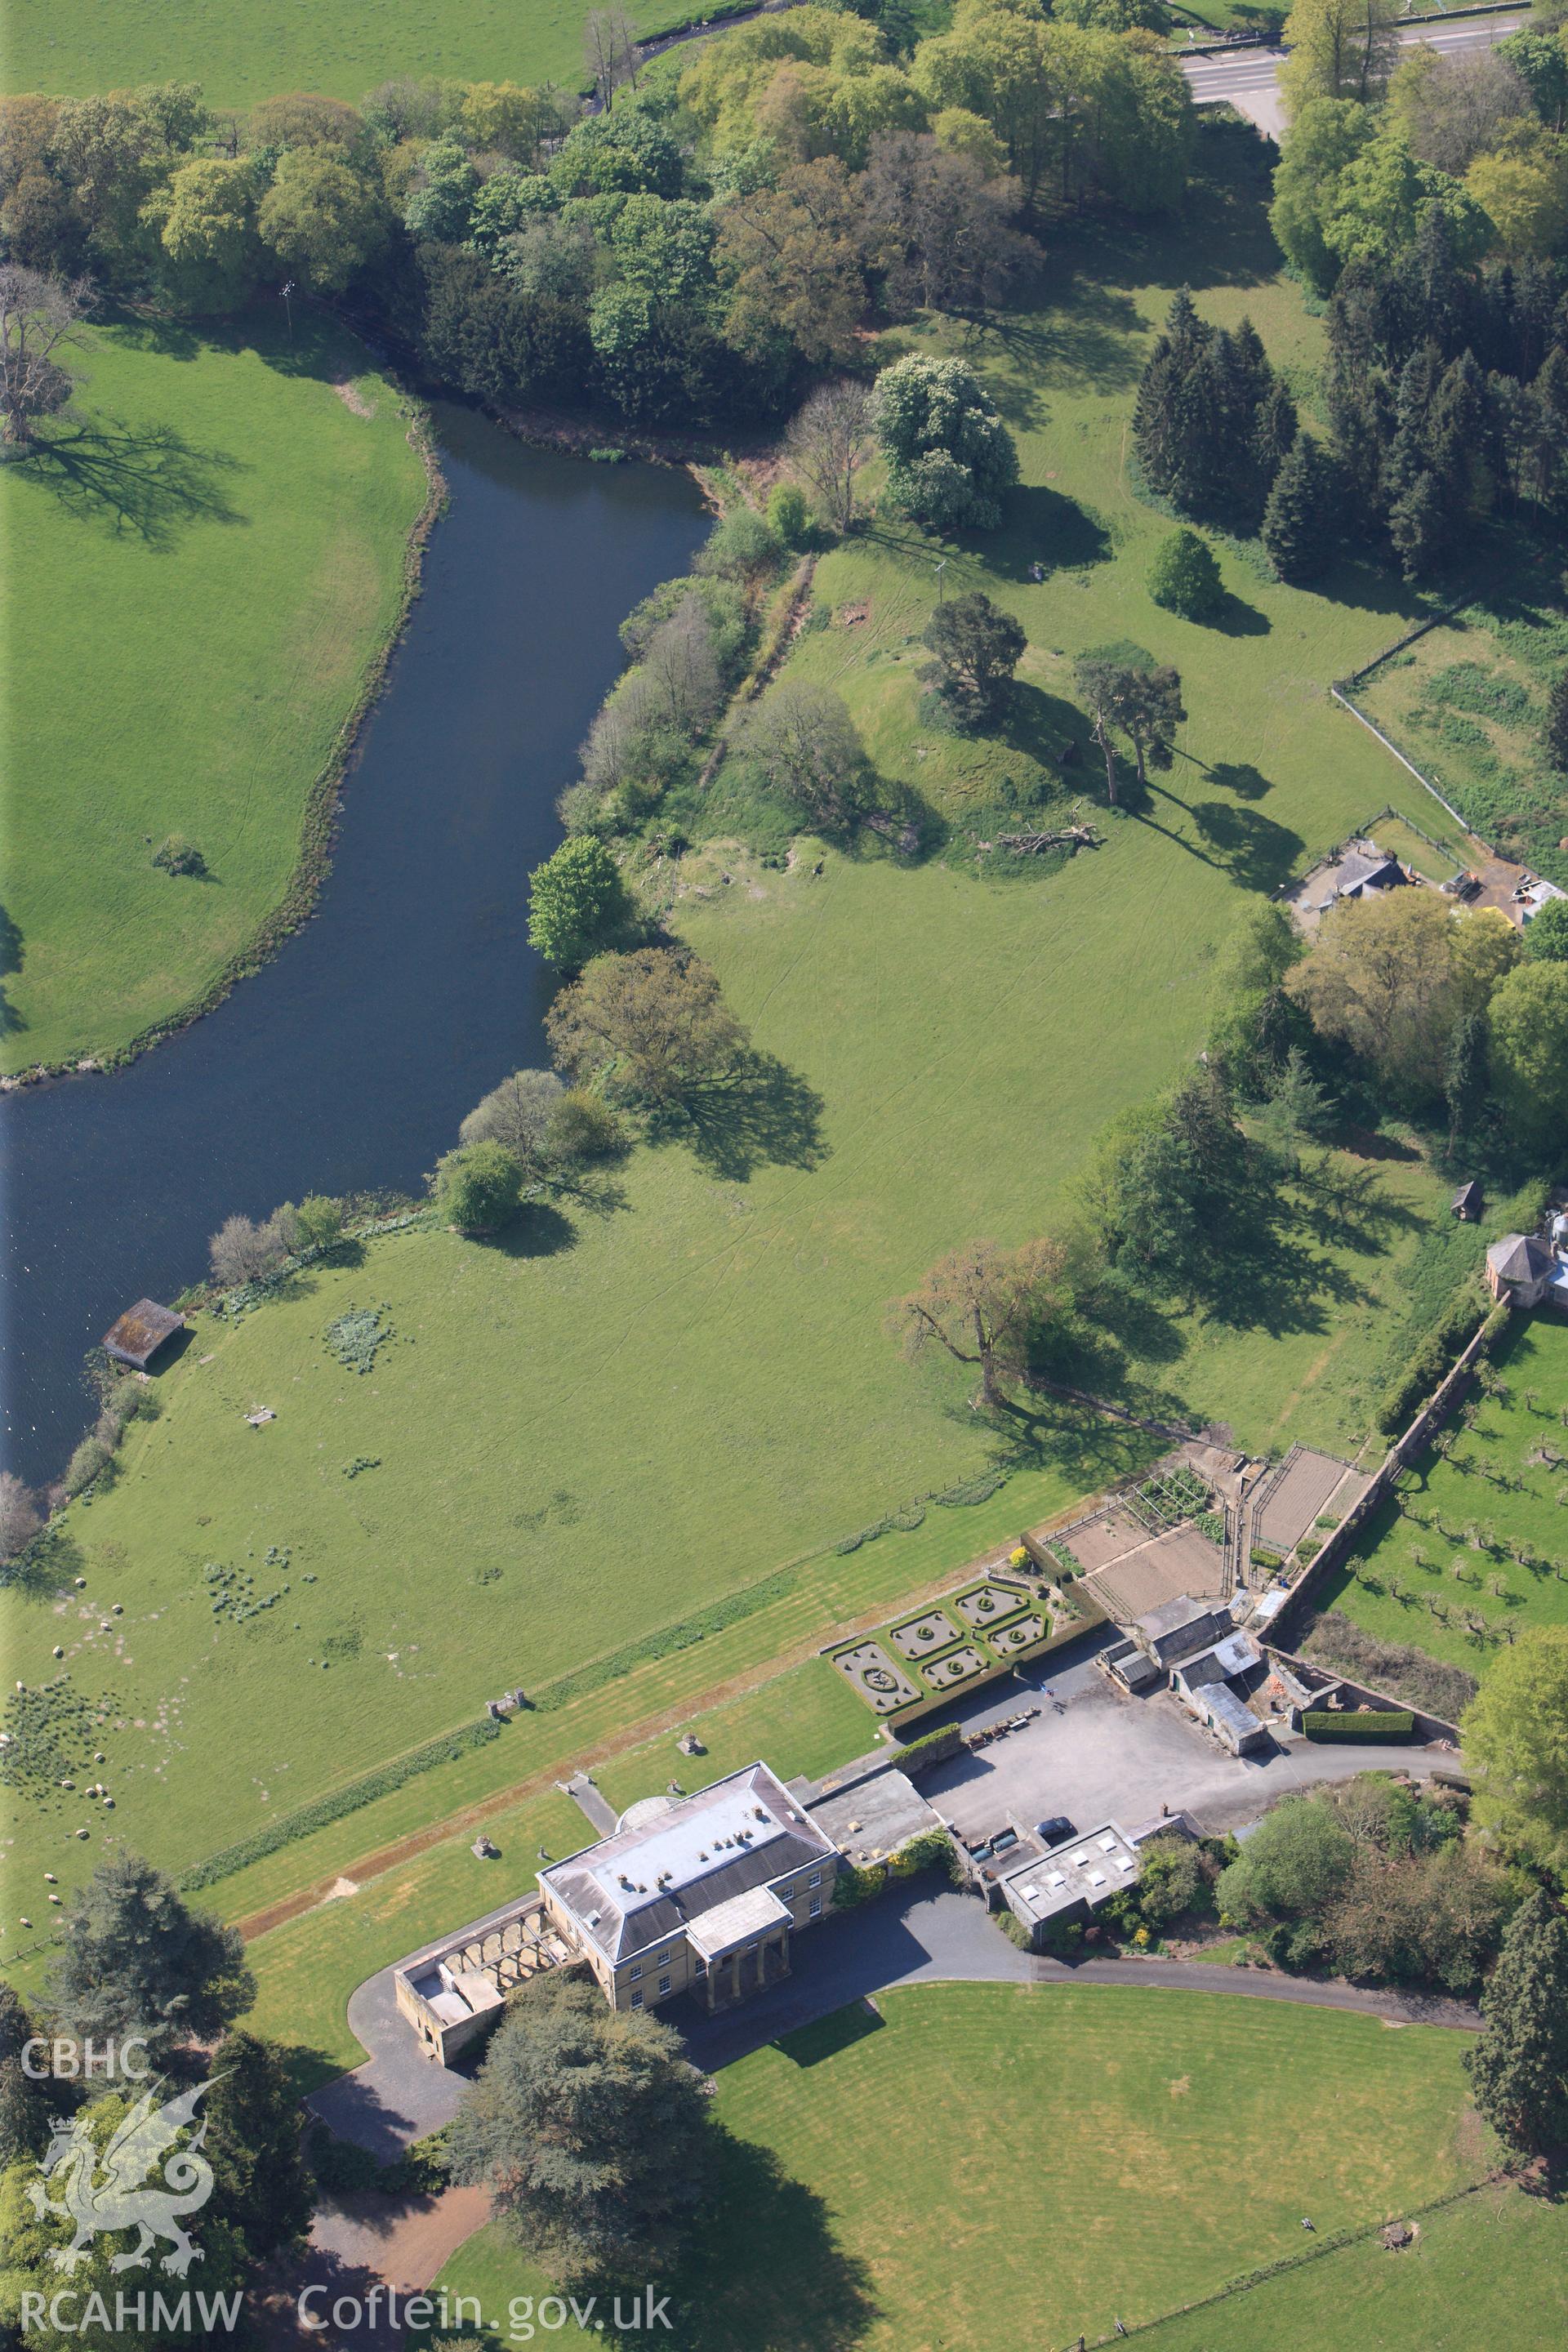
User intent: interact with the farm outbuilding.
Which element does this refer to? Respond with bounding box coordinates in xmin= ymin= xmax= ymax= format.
xmin=101 ymin=1298 xmax=185 ymax=1370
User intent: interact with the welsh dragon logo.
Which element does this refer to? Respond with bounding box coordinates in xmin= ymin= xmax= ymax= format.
xmin=27 ymin=2078 xmax=220 ymax=2277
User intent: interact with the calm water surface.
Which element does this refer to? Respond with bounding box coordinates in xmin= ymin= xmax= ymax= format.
xmin=2 ymin=406 xmax=706 ymax=1484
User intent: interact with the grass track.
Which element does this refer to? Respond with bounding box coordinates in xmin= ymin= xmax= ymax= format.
xmin=429 ymin=1982 xmax=1488 ymax=2350
xmin=2 ymin=307 xmax=428 ymax=1071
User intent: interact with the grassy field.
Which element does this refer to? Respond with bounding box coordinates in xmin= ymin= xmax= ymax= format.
xmin=1320 ymin=1311 xmax=1568 ymax=1677
xmin=1150 ymin=2177 xmax=1568 ymax=2351
xmin=2 ymin=307 xmax=429 ymax=1071
xmin=0 ymin=127 xmax=1476 ymax=1960
xmin=2 ymin=0 xmax=714 ymax=105
xmin=428 ymin=1981 xmax=1488 ymax=2351
xmin=0 ymin=1429 xmax=1144 ymax=1974
xmin=1356 ymin=552 xmax=1568 ymax=890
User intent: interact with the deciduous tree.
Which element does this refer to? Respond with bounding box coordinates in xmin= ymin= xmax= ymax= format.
xmin=784 ymin=378 xmax=873 ymax=532
xmin=528 ymin=836 xmax=634 ymax=969
xmin=715 ymin=156 xmax=867 ymax=366
xmin=449 ymin=1969 xmax=711 ymax=2285
xmin=1147 ymin=527 xmax=1223 ymax=620
xmin=1524 ymin=896 xmax=1568 ymax=960
xmin=0 ymin=1472 xmax=42 ymax=1565
xmin=431 ymin=1139 xmax=528 ymax=1233
xmin=0 ymin=263 xmax=88 ymax=443
xmin=920 ymin=589 xmax=1026 ymax=724
xmin=1280 ymin=0 xmax=1401 ymax=117
xmin=258 ymin=149 xmax=385 ymax=291
xmin=860 ymin=128 xmax=1029 ymax=315
xmin=743 ymin=682 xmax=869 ymax=831
xmin=546 ymin=947 xmax=749 ymax=1108
xmin=892 ymin=1235 xmax=1069 ymax=1411
xmin=1487 ymin=959 xmax=1568 ymax=1148
xmin=461 ymin=1069 xmax=567 ymax=1171
xmin=870 ymin=351 xmax=1018 ymax=530
xmin=1463 ymin=1624 xmax=1568 ymax=1875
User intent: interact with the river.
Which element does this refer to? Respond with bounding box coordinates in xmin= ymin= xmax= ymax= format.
xmin=1 ymin=403 xmax=708 ymax=1487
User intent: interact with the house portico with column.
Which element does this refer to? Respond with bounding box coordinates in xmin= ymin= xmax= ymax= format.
xmin=537 ymin=1762 xmax=840 ymax=2013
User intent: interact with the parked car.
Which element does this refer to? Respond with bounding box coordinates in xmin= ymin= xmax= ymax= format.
xmin=1035 ymin=1816 xmax=1075 ymax=1846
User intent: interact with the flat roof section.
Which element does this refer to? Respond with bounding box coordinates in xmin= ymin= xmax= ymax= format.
xmin=687 ymin=1885 xmax=791 ymax=1960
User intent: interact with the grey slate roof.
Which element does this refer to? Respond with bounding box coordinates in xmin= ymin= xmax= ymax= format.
xmin=541 ymin=1761 xmax=835 ymax=1964
xmin=1334 ymin=852 xmax=1405 ymax=897
xmin=101 ymin=1298 xmax=184 ymax=1368
xmin=1487 ymin=1234 xmax=1552 ymax=1285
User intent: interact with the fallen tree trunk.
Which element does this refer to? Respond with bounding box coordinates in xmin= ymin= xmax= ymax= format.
xmin=985 ymin=823 xmax=1102 ymax=855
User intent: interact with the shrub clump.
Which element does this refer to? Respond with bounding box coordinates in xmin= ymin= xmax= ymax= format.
xmin=1147 ymin=527 xmax=1223 ymax=620
xmin=151 ymin=835 xmax=207 ymax=876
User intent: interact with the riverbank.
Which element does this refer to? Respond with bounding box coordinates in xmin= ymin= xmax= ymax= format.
xmin=1 ymin=410 xmax=710 ymax=1484
xmin=2 ymin=306 xmax=437 ymax=1082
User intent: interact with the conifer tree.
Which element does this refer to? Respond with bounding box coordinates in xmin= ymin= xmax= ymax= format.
xmin=1261 ymin=434 xmax=1342 ymax=580
xmin=1546 ymin=666 xmax=1568 ymax=772
xmin=1387 ymin=466 xmax=1448 ymax=581
xmin=1463 ymin=1891 xmax=1568 ymax=2155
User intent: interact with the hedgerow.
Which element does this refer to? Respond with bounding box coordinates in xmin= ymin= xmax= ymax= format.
xmin=177 ymin=1715 xmax=501 ymax=1891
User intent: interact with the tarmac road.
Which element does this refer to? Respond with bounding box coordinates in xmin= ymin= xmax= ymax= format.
xmin=1183 ymin=11 xmax=1527 ymax=136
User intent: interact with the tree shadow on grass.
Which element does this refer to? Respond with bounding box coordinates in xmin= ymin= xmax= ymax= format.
xmin=669 ymin=1052 xmax=830 ymax=1183
xmin=989 ymin=482 xmax=1111 ymax=581
xmin=2 ymin=1522 xmax=86 ymax=1602
xmin=978 ymin=278 xmax=1146 ymax=405
xmin=0 ymin=902 xmax=24 ymax=1037
xmin=17 ymin=416 xmax=247 ymax=548
xmin=1187 ymin=797 xmax=1306 ymax=892
xmin=1200 ymin=760 xmax=1272 ymax=801
xmin=1205 ymin=588 xmax=1271 ymax=637
xmin=487 ymin=1203 xmax=579 ymax=1258
xmin=1042 ymin=118 xmax=1282 ymax=301
xmin=669 ymin=2128 xmax=881 ymax=2352
xmin=999 ymin=678 xmax=1095 ymax=774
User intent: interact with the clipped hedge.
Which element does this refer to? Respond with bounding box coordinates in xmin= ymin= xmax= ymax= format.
xmin=177 ymin=1715 xmax=502 ymax=1891
xmin=890 ymin=1724 xmax=964 ymax=1776
xmin=1301 ymin=1708 xmax=1414 ymax=1741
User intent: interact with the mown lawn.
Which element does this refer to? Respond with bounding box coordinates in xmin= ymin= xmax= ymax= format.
xmin=1321 ymin=1312 xmax=1568 ymax=1677
xmin=1150 ymin=2177 xmax=1568 ymax=2352
xmin=2 ymin=307 xmax=428 ymax=1071
xmin=0 ymin=129 xmax=1472 ymax=1952
xmin=427 ymin=1982 xmax=1487 ymax=2351
xmin=2 ymin=0 xmax=706 ymax=105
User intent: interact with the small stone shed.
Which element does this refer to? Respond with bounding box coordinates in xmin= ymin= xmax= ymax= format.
xmin=101 ymin=1298 xmax=185 ymax=1370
